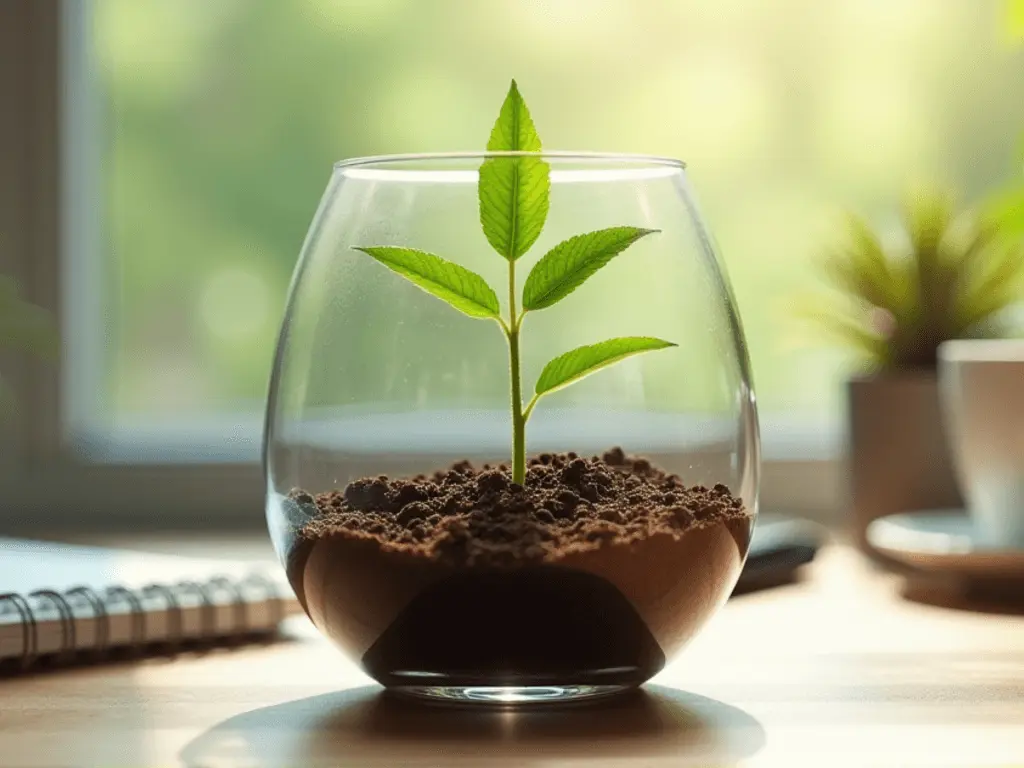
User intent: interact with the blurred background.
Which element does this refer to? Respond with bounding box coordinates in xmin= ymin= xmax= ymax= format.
xmin=3 ymin=0 xmax=1024 ymax=525
xmin=87 ymin=1 xmax=1024 ymax=427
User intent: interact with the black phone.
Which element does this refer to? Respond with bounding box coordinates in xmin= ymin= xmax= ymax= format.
xmin=732 ymin=515 xmax=825 ymax=595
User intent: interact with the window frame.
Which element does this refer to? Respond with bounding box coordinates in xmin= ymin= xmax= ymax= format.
xmin=0 ymin=0 xmax=842 ymax=533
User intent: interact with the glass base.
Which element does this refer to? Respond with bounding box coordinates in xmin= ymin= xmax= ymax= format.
xmin=389 ymin=684 xmax=633 ymax=706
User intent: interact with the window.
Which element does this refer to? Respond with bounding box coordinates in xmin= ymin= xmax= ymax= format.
xmin=3 ymin=0 xmax=1022 ymax=525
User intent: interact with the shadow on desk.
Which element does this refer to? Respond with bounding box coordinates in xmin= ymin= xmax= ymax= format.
xmin=180 ymin=684 xmax=765 ymax=767
xmin=900 ymin=576 xmax=1024 ymax=616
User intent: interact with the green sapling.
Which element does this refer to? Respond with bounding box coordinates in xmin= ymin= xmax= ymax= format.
xmin=354 ymin=80 xmax=675 ymax=484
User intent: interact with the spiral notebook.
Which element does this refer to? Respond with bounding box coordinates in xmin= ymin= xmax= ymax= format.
xmin=0 ymin=537 xmax=302 ymax=672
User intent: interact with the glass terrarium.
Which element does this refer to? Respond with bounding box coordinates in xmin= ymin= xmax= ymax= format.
xmin=264 ymin=148 xmax=759 ymax=705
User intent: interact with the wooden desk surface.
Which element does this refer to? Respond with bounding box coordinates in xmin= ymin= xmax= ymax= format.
xmin=1 ymin=540 xmax=1022 ymax=767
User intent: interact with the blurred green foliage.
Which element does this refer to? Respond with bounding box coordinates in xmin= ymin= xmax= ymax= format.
xmin=1007 ymin=0 xmax=1024 ymax=39
xmin=801 ymin=193 xmax=1023 ymax=371
xmin=987 ymin=0 xmax=1024 ymax=234
xmin=92 ymin=0 xmax=1024 ymax=423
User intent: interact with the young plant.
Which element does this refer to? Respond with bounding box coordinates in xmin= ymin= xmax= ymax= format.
xmin=354 ymin=80 xmax=675 ymax=483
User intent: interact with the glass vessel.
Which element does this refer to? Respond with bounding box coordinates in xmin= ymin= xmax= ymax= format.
xmin=264 ymin=153 xmax=759 ymax=705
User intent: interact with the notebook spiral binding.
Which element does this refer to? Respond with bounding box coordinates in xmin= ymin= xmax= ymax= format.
xmin=0 ymin=574 xmax=283 ymax=670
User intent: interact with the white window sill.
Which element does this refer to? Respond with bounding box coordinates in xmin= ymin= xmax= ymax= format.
xmin=1 ymin=418 xmax=844 ymax=533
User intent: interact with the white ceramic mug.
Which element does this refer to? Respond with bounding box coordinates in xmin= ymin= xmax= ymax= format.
xmin=938 ymin=340 xmax=1024 ymax=547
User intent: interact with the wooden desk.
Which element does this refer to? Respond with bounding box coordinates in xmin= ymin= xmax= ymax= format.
xmin=1 ymin=542 xmax=1022 ymax=767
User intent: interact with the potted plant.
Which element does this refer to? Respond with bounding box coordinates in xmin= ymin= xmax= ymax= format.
xmin=263 ymin=81 xmax=759 ymax=705
xmin=803 ymin=192 xmax=1024 ymax=551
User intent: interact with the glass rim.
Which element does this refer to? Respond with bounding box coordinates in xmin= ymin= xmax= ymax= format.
xmin=333 ymin=151 xmax=686 ymax=171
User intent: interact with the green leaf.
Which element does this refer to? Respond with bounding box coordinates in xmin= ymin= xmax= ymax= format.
xmin=535 ymin=336 xmax=676 ymax=396
xmin=839 ymin=214 xmax=896 ymax=308
xmin=522 ymin=226 xmax=658 ymax=311
xmin=982 ymin=185 xmax=1024 ymax=235
xmin=478 ymin=80 xmax=550 ymax=261
xmin=353 ymin=247 xmax=500 ymax=319
xmin=957 ymin=242 xmax=1024 ymax=330
xmin=485 ymin=79 xmax=542 ymax=153
xmin=792 ymin=295 xmax=889 ymax=367
xmin=950 ymin=216 xmax=1003 ymax=287
xmin=905 ymin=191 xmax=952 ymax=270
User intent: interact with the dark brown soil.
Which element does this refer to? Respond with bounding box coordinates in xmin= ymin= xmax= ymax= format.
xmin=296 ymin=447 xmax=747 ymax=567
xmin=283 ymin=449 xmax=752 ymax=691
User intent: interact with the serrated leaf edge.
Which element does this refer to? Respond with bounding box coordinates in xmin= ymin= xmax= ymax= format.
xmin=534 ymin=336 xmax=677 ymax=396
xmin=353 ymin=246 xmax=501 ymax=319
xmin=522 ymin=226 xmax=659 ymax=311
